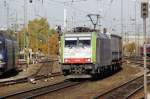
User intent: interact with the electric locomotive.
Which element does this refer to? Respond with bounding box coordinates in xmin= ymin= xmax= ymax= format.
xmin=0 ymin=31 xmax=18 ymax=75
xmin=60 ymin=27 xmax=122 ymax=79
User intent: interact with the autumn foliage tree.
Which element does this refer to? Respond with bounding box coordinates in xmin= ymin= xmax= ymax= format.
xmin=49 ymin=29 xmax=59 ymax=56
xmin=28 ymin=18 xmax=49 ymax=54
xmin=18 ymin=17 xmax=59 ymax=56
xmin=124 ymin=42 xmax=136 ymax=56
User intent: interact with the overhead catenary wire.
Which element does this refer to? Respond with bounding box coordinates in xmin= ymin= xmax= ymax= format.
xmin=45 ymin=0 xmax=88 ymax=14
xmin=1 ymin=0 xmax=126 ymax=33
xmin=49 ymin=0 xmax=87 ymax=4
xmin=3 ymin=0 xmax=111 ymax=23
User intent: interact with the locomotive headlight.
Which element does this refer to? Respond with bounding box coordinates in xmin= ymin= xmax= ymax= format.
xmin=0 ymin=54 xmax=5 ymax=65
xmin=0 ymin=60 xmax=5 ymax=65
xmin=0 ymin=54 xmax=3 ymax=59
xmin=0 ymin=61 xmax=5 ymax=64
xmin=87 ymin=58 xmax=91 ymax=62
xmin=65 ymin=59 xmax=68 ymax=62
xmin=0 ymin=61 xmax=5 ymax=68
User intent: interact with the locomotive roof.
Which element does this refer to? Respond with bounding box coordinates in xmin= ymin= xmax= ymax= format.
xmin=64 ymin=32 xmax=92 ymax=37
xmin=111 ymin=34 xmax=122 ymax=39
xmin=64 ymin=32 xmax=122 ymax=39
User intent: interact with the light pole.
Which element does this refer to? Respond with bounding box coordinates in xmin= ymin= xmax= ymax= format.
xmin=4 ymin=0 xmax=9 ymax=30
xmin=24 ymin=0 xmax=30 ymax=67
xmin=64 ymin=4 xmax=67 ymax=33
xmin=137 ymin=24 xmax=140 ymax=57
xmin=24 ymin=0 xmax=27 ymax=49
xmin=141 ymin=1 xmax=149 ymax=99
xmin=134 ymin=0 xmax=137 ymax=57
xmin=121 ymin=0 xmax=123 ymax=36
xmin=121 ymin=0 xmax=124 ymax=57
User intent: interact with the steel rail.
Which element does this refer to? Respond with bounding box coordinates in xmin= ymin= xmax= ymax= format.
xmin=1 ymin=80 xmax=81 ymax=99
xmin=0 ymin=72 xmax=61 ymax=87
xmin=125 ymin=80 xmax=150 ymax=98
xmin=93 ymin=75 xmax=144 ymax=99
xmin=94 ymin=59 xmax=150 ymax=99
xmin=0 ymin=60 xmax=61 ymax=87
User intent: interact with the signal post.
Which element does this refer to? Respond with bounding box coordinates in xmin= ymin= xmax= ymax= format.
xmin=141 ymin=1 xmax=149 ymax=99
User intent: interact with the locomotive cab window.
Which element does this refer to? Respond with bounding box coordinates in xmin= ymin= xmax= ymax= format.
xmin=78 ymin=37 xmax=91 ymax=47
xmin=65 ymin=38 xmax=77 ymax=47
xmin=65 ymin=37 xmax=91 ymax=48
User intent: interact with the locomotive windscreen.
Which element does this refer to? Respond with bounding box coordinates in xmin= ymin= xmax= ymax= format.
xmin=65 ymin=38 xmax=77 ymax=47
xmin=64 ymin=37 xmax=92 ymax=63
xmin=78 ymin=38 xmax=90 ymax=47
xmin=65 ymin=37 xmax=91 ymax=47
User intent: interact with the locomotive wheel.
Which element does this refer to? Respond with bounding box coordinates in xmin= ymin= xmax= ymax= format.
xmin=110 ymin=66 xmax=112 ymax=73
xmin=62 ymin=70 xmax=70 ymax=76
xmin=91 ymin=68 xmax=100 ymax=80
xmin=101 ymin=67 xmax=104 ymax=76
xmin=98 ymin=67 xmax=103 ymax=76
xmin=91 ymin=73 xmax=99 ymax=80
xmin=108 ymin=66 xmax=112 ymax=75
xmin=112 ymin=65 xmax=115 ymax=72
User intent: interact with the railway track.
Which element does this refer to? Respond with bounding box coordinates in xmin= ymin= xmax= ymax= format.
xmin=94 ymin=58 xmax=150 ymax=99
xmin=1 ymin=80 xmax=81 ymax=99
xmin=124 ymin=57 xmax=150 ymax=99
xmin=127 ymin=57 xmax=150 ymax=69
xmin=0 ymin=59 xmax=61 ymax=87
xmin=93 ymin=75 xmax=150 ymax=99
xmin=0 ymin=72 xmax=61 ymax=87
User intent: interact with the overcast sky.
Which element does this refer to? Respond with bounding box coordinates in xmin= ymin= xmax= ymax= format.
xmin=0 ymin=0 xmax=148 ymax=35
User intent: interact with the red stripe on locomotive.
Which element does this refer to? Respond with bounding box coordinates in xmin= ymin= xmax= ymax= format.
xmin=64 ymin=58 xmax=91 ymax=63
